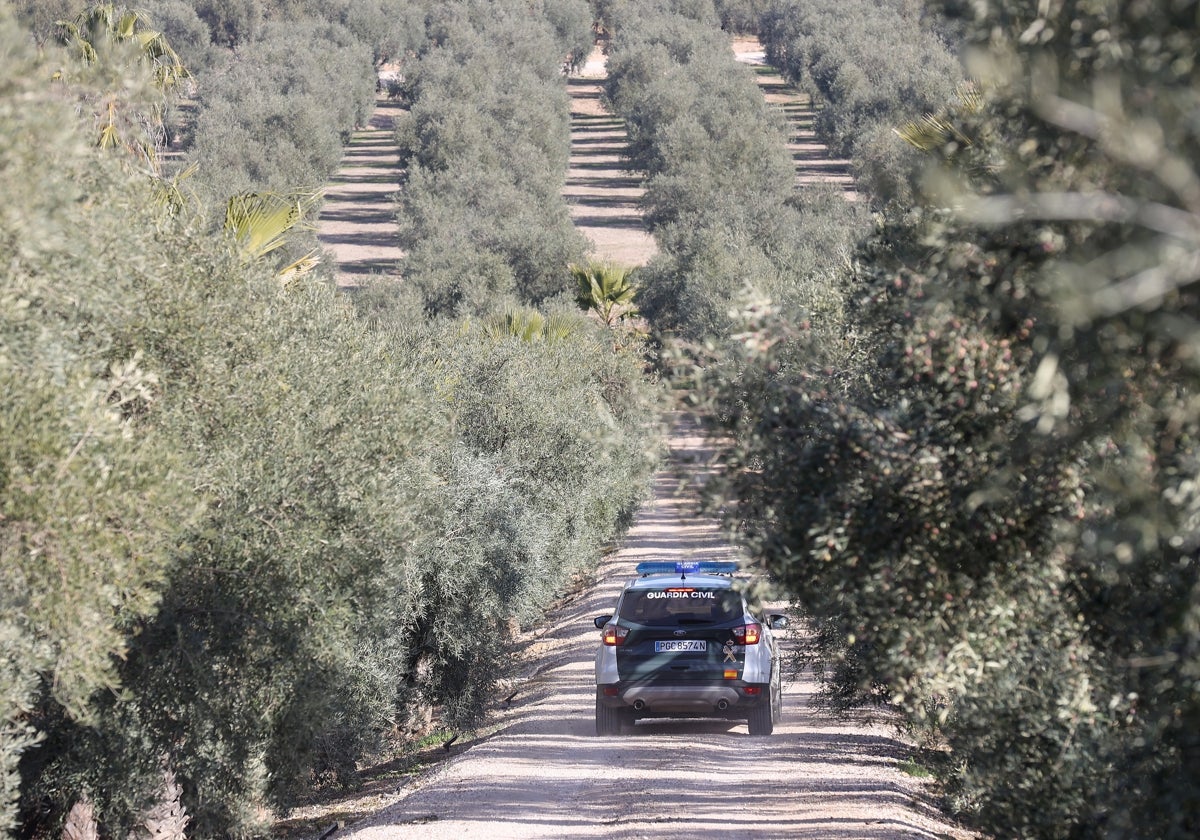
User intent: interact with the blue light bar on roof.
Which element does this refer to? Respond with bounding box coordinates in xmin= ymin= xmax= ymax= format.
xmin=635 ymin=561 xmax=740 ymax=576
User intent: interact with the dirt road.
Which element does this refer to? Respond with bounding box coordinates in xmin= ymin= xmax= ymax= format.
xmin=316 ymin=93 xmax=405 ymax=287
xmin=337 ymin=417 xmax=971 ymax=840
xmin=563 ymin=48 xmax=658 ymax=267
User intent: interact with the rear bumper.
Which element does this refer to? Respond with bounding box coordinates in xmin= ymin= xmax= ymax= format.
xmin=596 ymin=682 xmax=769 ymax=716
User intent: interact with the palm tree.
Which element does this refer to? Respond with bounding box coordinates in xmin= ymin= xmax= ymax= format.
xmin=54 ymin=3 xmax=190 ymax=173
xmin=570 ymin=260 xmax=639 ymax=327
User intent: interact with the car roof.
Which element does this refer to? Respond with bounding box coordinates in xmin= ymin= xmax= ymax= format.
xmin=625 ymin=573 xmax=737 ymax=591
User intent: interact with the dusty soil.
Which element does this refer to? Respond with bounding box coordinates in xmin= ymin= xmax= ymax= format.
xmin=316 ymin=95 xmax=406 ymax=287
xmin=299 ymin=40 xmax=975 ymax=840
xmin=563 ymin=48 xmax=657 ymax=266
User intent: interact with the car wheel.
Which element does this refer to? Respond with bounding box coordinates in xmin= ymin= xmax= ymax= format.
xmin=595 ymin=697 xmax=623 ymax=736
xmin=747 ymin=691 xmax=774 ymax=736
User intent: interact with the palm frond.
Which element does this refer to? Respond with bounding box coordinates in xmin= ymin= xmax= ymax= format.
xmin=53 ymin=4 xmax=190 ymax=172
xmin=224 ymin=191 xmax=322 ymax=284
xmin=482 ymin=307 xmax=582 ymax=343
xmin=224 ymin=191 xmax=319 ymax=261
xmin=276 ymin=251 xmax=322 ymax=287
xmin=543 ymin=311 xmax=585 ymax=341
xmin=895 ymin=81 xmax=983 ymax=152
xmin=151 ymin=162 xmax=199 ymax=218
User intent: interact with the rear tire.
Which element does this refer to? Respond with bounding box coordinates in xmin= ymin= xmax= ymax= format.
xmin=595 ymin=697 xmax=623 ymax=736
xmin=747 ymin=692 xmax=774 ymax=736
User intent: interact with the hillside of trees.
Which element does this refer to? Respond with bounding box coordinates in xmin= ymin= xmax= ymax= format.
xmin=2 ymin=1 xmax=658 ymax=837
xmin=4 ymin=0 xmax=1200 ymax=838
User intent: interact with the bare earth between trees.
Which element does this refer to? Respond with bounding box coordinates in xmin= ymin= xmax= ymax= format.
xmin=306 ymin=41 xmax=974 ymax=840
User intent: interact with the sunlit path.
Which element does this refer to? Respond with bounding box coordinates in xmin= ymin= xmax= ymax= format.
xmin=317 ymin=90 xmax=406 ymax=287
xmin=564 ymin=48 xmax=658 ymax=267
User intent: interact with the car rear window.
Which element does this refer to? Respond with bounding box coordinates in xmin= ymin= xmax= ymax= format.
xmin=618 ymin=588 xmax=744 ymax=626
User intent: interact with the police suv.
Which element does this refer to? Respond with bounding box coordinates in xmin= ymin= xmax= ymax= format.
xmin=592 ymin=561 xmax=789 ymax=736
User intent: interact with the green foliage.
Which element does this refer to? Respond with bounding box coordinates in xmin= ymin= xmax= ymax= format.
xmin=713 ymin=0 xmax=768 ymax=33
xmin=571 ymin=261 xmax=639 ymax=326
xmin=191 ymin=0 xmax=262 ymax=47
xmin=223 ymin=189 xmax=321 ymax=281
xmin=602 ymin=0 xmax=867 ymax=341
xmin=8 ymin=0 xmax=81 ymax=44
xmin=893 ymin=82 xmax=981 ymax=152
xmin=759 ymin=0 xmax=962 ymax=206
xmin=353 ymin=294 xmax=663 ymax=729
xmin=394 ymin=0 xmax=587 ymax=315
xmin=540 ymin=0 xmax=596 ymax=70
xmin=185 ymin=17 xmax=376 ymax=203
xmin=706 ymin=1 xmax=1200 ymax=838
xmin=0 ymin=15 xmax=194 ymax=833
xmin=52 ymin=2 xmax=190 ymax=172
xmin=137 ymin=0 xmax=218 ymax=72
xmin=483 ymin=306 xmax=585 ymax=342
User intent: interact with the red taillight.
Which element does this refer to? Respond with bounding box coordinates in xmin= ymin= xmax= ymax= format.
xmin=732 ymin=623 xmax=762 ymax=645
xmin=743 ymin=686 xmax=762 ymax=696
xmin=603 ymin=623 xmax=629 ymax=646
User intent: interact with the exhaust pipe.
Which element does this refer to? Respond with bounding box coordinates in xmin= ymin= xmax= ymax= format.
xmin=716 ymin=699 xmax=729 ymax=711
xmin=632 ymin=699 xmax=646 ymax=711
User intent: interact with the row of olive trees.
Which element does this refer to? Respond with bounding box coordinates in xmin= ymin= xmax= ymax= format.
xmin=599 ymin=0 xmax=864 ymax=344
xmin=701 ymin=0 xmax=1200 ymax=837
xmin=711 ymin=0 xmax=768 ymax=33
xmin=172 ymin=0 xmax=422 ymax=210
xmin=2 ymin=6 xmax=661 ymax=839
xmin=389 ymin=0 xmax=594 ymax=316
xmin=758 ymin=0 xmax=962 ymax=207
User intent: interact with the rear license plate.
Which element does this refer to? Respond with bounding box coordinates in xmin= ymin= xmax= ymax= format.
xmin=654 ymin=640 xmax=707 ymax=653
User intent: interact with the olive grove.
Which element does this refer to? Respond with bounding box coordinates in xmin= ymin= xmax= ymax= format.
xmin=2 ymin=2 xmax=659 ymax=837
xmin=599 ymin=0 xmax=865 ymax=343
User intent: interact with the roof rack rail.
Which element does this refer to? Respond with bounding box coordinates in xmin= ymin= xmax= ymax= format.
xmin=635 ymin=561 xmax=740 ymax=578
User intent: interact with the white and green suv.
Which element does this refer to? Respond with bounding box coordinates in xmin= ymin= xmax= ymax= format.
xmin=593 ymin=561 xmax=788 ymax=736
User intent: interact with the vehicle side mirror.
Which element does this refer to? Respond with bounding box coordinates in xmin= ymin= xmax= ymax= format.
xmin=593 ymin=615 xmax=613 ymax=629
xmin=768 ymin=614 xmax=789 ymax=630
